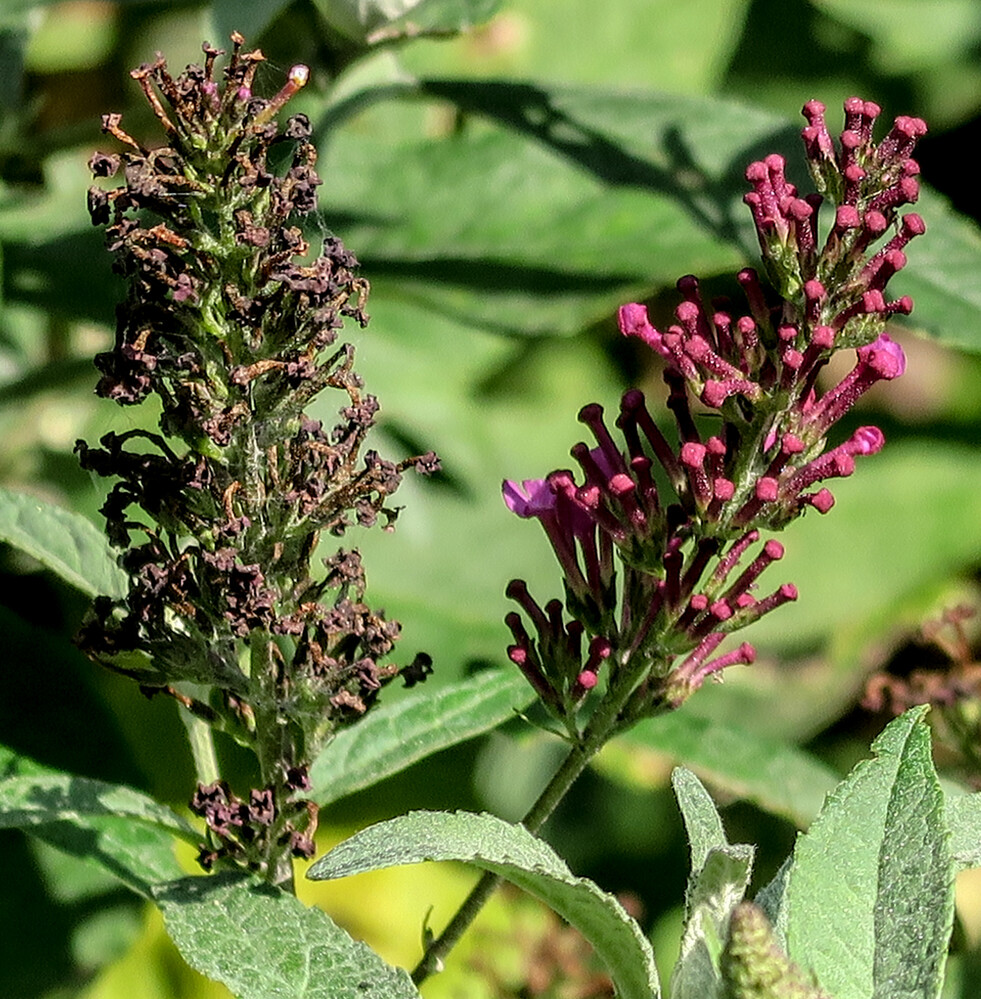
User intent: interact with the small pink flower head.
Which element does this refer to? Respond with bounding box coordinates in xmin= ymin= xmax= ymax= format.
xmin=847 ymin=425 xmax=886 ymax=457
xmin=618 ymin=302 xmax=672 ymax=362
xmin=857 ymin=333 xmax=906 ymax=380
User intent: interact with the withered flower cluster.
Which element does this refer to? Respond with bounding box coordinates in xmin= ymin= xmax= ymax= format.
xmin=78 ymin=34 xmax=437 ymax=885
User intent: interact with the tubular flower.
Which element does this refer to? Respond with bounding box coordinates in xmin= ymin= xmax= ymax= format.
xmin=504 ymin=98 xmax=921 ymax=729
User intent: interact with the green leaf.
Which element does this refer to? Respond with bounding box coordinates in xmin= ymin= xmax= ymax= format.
xmin=26 ymin=816 xmax=186 ymax=898
xmin=670 ymin=769 xmax=754 ymax=999
xmin=672 ymin=767 xmax=729 ymax=872
xmin=612 ymin=713 xmax=839 ymax=827
xmin=811 ymin=0 xmax=981 ymax=73
xmin=0 ymin=772 xmax=196 ymax=841
xmin=944 ymin=788 xmax=981 ymax=870
xmin=892 ymin=186 xmax=981 ymax=354
xmin=308 ymin=809 xmax=661 ymax=999
xmin=753 ymin=857 xmax=791 ymax=949
xmin=396 ymin=0 xmax=751 ymax=93
xmin=155 ymin=872 xmax=420 ymax=998
xmin=785 ymin=707 xmax=953 ymax=999
xmin=319 ymin=88 xmax=755 ymax=336
xmin=210 ymin=0 xmax=294 ymax=43
xmin=374 ymin=0 xmax=501 ymax=38
xmin=0 ymin=487 xmax=126 ymax=599
xmin=314 ymin=0 xmax=426 ymax=41
xmin=0 ymin=745 xmax=189 ymax=896
xmin=309 ymin=668 xmax=535 ymax=806
xmin=313 ymin=0 xmax=499 ymax=43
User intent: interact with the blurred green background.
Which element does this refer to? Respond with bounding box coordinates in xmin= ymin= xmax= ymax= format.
xmin=2 ymin=0 xmax=981 ymax=995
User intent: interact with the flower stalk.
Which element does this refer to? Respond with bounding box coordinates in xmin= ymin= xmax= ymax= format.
xmin=416 ymin=96 xmax=925 ymax=984
xmin=80 ymin=35 xmax=437 ymax=888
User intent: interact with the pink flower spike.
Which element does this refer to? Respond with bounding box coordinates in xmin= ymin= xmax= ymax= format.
xmin=901 ymin=213 xmax=926 ymax=239
xmin=723 ymin=538 xmax=785 ymax=603
xmin=712 ymin=530 xmax=760 ymax=586
xmin=669 ymin=639 xmax=756 ymax=706
xmin=586 ymin=635 xmax=612 ymax=669
xmin=713 ymin=478 xmax=735 ymax=501
xmin=736 ymin=269 xmax=771 ymax=329
xmin=804 ymin=279 xmax=825 ymax=316
xmin=785 ymin=444 xmax=858 ymax=495
xmin=680 ymin=442 xmax=707 ymax=467
xmin=838 ymin=204 xmax=863 ymax=231
xmin=680 ymin=441 xmax=712 ymax=508
xmin=864 ymin=210 xmax=888 ymax=237
xmin=811 ymin=325 xmax=835 ymax=349
xmin=753 ymin=583 xmax=798 ymax=617
xmin=877 ymin=115 xmax=928 ymax=164
xmin=886 ymin=296 xmax=914 ymax=316
xmin=701 ymin=378 xmax=762 ymax=408
xmin=801 ymin=100 xmax=835 ymax=161
xmin=710 ymin=599 xmax=733 ymax=622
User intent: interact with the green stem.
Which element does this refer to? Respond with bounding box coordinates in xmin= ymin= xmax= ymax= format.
xmin=177 ymin=705 xmax=220 ymax=786
xmin=411 ymin=653 xmax=654 ymax=986
xmin=250 ymin=630 xmax=300 ymax=893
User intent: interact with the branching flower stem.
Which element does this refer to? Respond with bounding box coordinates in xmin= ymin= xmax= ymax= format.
xmin=419 ymin=95 xmax=927 ymax=985
xmin=412 ymin=648 xmax=661 ymax=985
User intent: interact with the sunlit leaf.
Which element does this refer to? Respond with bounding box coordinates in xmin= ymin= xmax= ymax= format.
xmin=309 ymin=809 xmax=661 ymax=999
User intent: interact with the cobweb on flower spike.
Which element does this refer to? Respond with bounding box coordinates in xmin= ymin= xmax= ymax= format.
xmin=503 ymin=98 xmax=924 ymax=737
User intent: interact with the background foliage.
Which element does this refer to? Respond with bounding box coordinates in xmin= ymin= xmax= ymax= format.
xmin=2 ymin=0 xmax=981 ymax=996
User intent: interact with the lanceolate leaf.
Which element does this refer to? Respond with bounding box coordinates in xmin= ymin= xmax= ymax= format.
xmin=0 ymin=487 xmax=126 ymax=599
xmin=311 ymin=0 xmax=499 ymax=43
xmin=943 ymin=788 xmax=981 ymax=870
xmin=0 ymin=745 xmax=188 ymax=896
xmin=670 ymin=769 xmax=754 ymax=999
xmin=308 ymin=809 xmax=661 ymax=999
xmin=785 ymin=707 xmax=953 ymax=999
xmin=614 ymin=714 xmax=838 ymax=827
xmin=0 ymin=772 xmax=197 ymax=843
xmin=26 ymin=816 xmax=186 ymax=897
xmin=672 ymin=767 xmax=729 ymax=873
xmin=309 ymin=669 xmax=535 ymax=806
xmin=672 ymin=848 xmax=754 ymax=999
xmin=156 ymin=873 xmax=420 ymax=999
